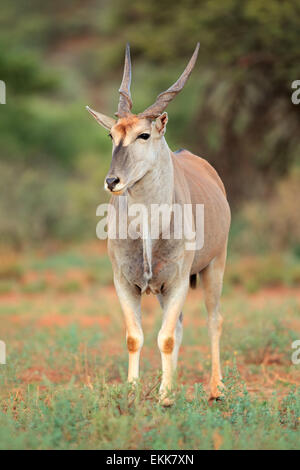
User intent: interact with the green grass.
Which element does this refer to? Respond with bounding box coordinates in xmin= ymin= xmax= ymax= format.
xmin=225 ymin=252 xmax=300 ymax=293
xmin=0 ymin=369 xmax=299 ymax=450
xmin=0 ymin=246 xmax=299 ymax=449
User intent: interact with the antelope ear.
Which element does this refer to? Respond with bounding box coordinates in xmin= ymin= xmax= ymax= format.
xmin=155 ymin=112 xmax=168 ymax=135
xmin=86 ymin=106 xmax=115 ymax=130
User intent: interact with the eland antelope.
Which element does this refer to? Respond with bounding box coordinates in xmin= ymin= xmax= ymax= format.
xmin=87 ymin=44 xmax=231 ymax=405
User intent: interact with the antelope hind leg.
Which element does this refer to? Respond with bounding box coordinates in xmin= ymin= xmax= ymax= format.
xmin=201 ymin=245 xmax=227 ymax=400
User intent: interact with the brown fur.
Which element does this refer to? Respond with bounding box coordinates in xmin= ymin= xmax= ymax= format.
xmin=127 ymin=336 xmax=139 ymax=353
xmin=162 ymin=337 xmax=174 ymax=354
xmin=87 ymin=46 xmax=230 ymax=403
xmin=106 ymin=121 xmax=230 ymax=403
xmin=114 ymin=115 xmax=140 ymax=137
xmin=171 ymin=149 xmax=230 ymax=274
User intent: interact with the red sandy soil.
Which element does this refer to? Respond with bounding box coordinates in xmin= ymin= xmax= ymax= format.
xmin=1 ymin=278 xmax=299 ymax=399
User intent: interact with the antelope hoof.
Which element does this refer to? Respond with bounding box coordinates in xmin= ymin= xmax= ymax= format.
xmin=160 ymin=396 xmax=174 ymax=407
xmin=127 ymin=378 xmax=139 ymax=390
xmin=159 ymin=389 xmax=175 ymax=407
xmin=209 ymin=380 xmax=225 ymax=402
xmin=209 ymin=395 xmax=224 ymax=404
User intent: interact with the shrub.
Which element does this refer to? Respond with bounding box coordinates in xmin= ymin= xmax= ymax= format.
xmin=230 ymin=167 xmax=300 ymax=255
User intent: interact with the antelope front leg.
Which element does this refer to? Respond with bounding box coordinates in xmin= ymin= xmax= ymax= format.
xmin=157 ymin=278 xmax=189 ymax=406
xmin=114 ymin=275 xmax=143 ymax=383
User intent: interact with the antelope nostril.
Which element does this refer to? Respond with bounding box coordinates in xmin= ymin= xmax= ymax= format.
xmin=106 ymin=177 xmax=120 ymax=191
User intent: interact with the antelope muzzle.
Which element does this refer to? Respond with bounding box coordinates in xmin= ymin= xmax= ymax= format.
xmin=106 ymin=177 xmax=120 ymax=191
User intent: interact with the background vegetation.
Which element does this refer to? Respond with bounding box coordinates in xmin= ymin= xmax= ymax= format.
xmin=0 ymin=0 xmax=299 ymax=253
xmin=0 ymin=0 xmax=299 ymax=450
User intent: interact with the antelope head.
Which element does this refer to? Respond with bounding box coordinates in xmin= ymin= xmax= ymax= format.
xmin=86 ymin=43 xmax=200 ymax=195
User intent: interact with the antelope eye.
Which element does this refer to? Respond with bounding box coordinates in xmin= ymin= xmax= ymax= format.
xmin=138 ymin=133 xmax=150 ymax=140
xmin=108 ymin=133 xmax=112 ymax=139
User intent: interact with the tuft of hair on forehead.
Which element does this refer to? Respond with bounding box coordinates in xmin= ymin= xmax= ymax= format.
xmin=114 ymin=115 xmax=140 ymax=136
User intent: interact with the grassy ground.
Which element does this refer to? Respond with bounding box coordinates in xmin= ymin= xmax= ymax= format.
xmin=0 ymin=243 xmax=299 ymax=450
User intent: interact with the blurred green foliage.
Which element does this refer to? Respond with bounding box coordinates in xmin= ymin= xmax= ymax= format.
xmin=0 ymin=0 xmax=299 ymax=248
